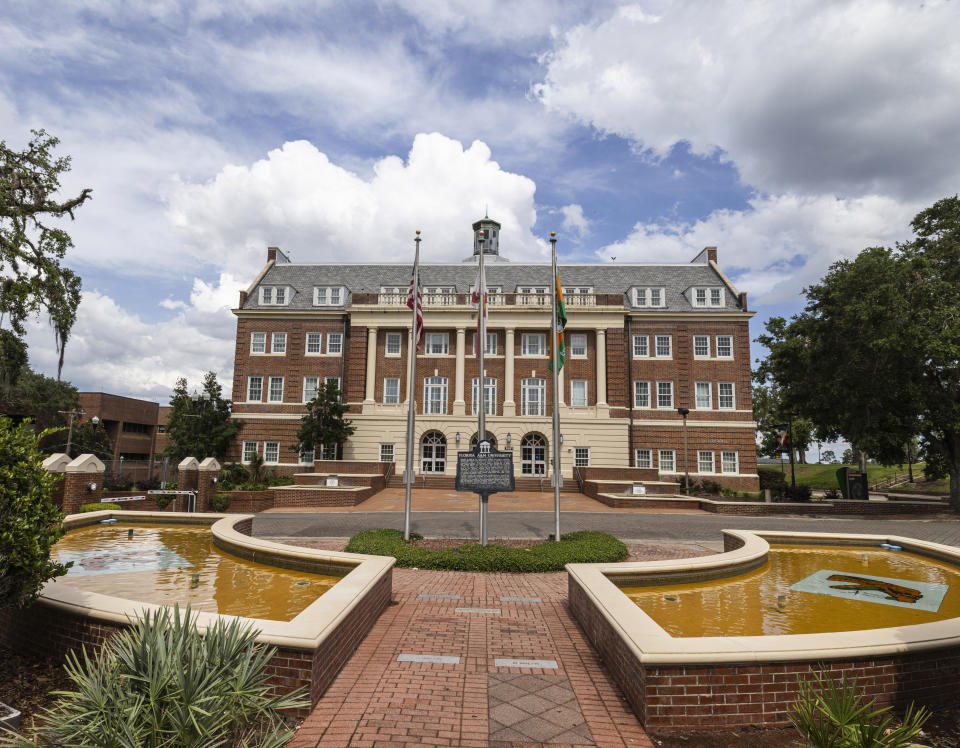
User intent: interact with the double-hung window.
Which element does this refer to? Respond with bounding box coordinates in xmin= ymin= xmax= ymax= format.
xmin=242 ymin=441 xmax=258 ymax=463
xmin=313 ymin=286 xmax=343 ymax=306
xmin=655 ymin=335 xmax=672 ymax=357
xmin=633 ymin=381 xmax=650 ymax=408
xmin=471 ymin=377 xmax=497 ymax=415
xmin=659 ymin=449 xmax=676 ymax=472
xmin=260 ymin=287 xmax=289 ymax=305
xmin=574 ymin=448 xmax=590 ymax=467
xmin=695 ymin=382 xmax=712 ymax=409
xmin=569 ymin=334 xmax=587 ymax=357
xmin=693 ymin=335 xmax=709 ymax=357
xmin=250 ymin=332 xmax=266 ymax=354
xmin=632 ymin=335 xmax=649 ymax=357
xmin=271 ymin=332 xmax=287 ymax=354
xmin=306 ymin=332 xmax=322 ymax=354
xmin=263 ymin=442 xmax=279 ymax=463
xmin=657 ymin=381 xmax=673 ymax=408
xmin=635 ymin=449 xmax=652 ymax=468
xmin=474 ymin=332 xmax=497 ymax=355
xmin=716 ymin=335 xmax=733 ymax=358
xmin=268 ymin=376 xmax=284 ymax=402
xmin=327 ymin=333 xmax=343 ymax=354
xmin=711 ymin=288 xmax=723 ymax=306
xmin=695 ymin=288 xmax=707 ymax=307
xmin=634 ymin=288 xmax=665 ymax=307
xmin=522 ymin=333 xmax=546 ymax=356
xmin=379 ymin=444 xmax=395 ymax=462
xmin=570 ymin=380 xmax=588 ymax=407
xmin=383 ymin=377 xmax=400 ymax=404
xmin=718 ymin=382 xmax=735 ymax=409
xmin=299 ymin=447 xmax=315 ymax=465
xmin=698 ymin=450 xmax=715 ymax=473
xmin=424 ymin=333 xmax=449 ymax=355
xmin=247 ymin=376 xmax=263 ymax=402
xmin=303 ymin=376 xmax=319 ymax=402
xmin=721 ymin=451 xmax=739 ymax=474
xmin=424 ymin=377 xmax=448 ymax=414
xmin=521 ymin=378 xmax=545 ymax=416
xmin=386 ymin=333 xmax=402 ymax=356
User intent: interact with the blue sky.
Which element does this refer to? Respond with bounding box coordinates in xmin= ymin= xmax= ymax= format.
xmin=2 ymin=0 xmax=958 ymax=408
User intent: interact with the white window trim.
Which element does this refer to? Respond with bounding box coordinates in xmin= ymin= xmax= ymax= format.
xmin=574 ymin=447 xmax=590 ymax=467
xmin=241 ymin=441 xmax=258 ymax=463
xmin=656 ymin=381 xmax=674 ymax=409
xmin=693 ymin=335 xmax=710 ymax=359
xmin=263 ymin=441 xmax=280 ymax=464
xmin=521 ymin=378 xmax=546 ymax=416
xmin=259 ymin=286 xmax=291 ymax=306
xmin=313 ymin=286 xmax=345 ymax=306
xmin=659 ymin=449 xmax=677 ymax=473
xmin=326 ymin=333 xmax=343 ymax=355
xmin=716 ymin=335 xmax=734 ymax=359
xmin=305 ymin=332 xmax=323 ymax=355
xmin=383 ymin=377 xmax=401 ymax=404
xmin=472 ymin=331 xmax=499 ymax=356
xmin=569 ymin=333 xmax=588 ymax=358
xmin=471 ymin=377 xmax=497 ymax=416
xmin=521 ymin=333 xmax=547 ymax=357
xmin=268 ymin=376 xmax=284 ymax=403
xmin=250 ymin=332 xmax=266 ymax=355
xmin=698 ymin=450 xmax=716 ymax=474
xmin=424 ymin=332 xmax=450 ymax=356
xmin=632 ymin=335 xmax=649 ymax=358
xmin=385 ymin=333 xmax=402 ymax=357
xmin=379 ymin=444 xmax=395 ymax=462
xmin=298 ymin=447 xmax=315 ymax=465
xmin=654 ymin=335 xmax=672 ymax=358
xmin=247 ymin=376 xmax=263 ymax=402
xmin=303 ymin=376 xmax=319 ymax=403
xmin=721 ymin=451 xmax=739 ymax=474
xmin=271 ymin=332 xmax=287 ymax=355
xmin=718 ymin=382 xmax=735 ymax=410
xmin=570 ymin=379 xmax=588 ymax=407
xmin=692 ymin=287 xmax=724 ymax=308
xmin=695 ymin=381 xmax=712 ymax=410
xmin=424 ymin=377 xmax=448 ymax=415
xmin=633 ymin=380 xmax=651 ymax=409
xmin=635 ymin=448 xmax=652 ymax=469
xmin=634 ymin=287 xmax=667 ymax=308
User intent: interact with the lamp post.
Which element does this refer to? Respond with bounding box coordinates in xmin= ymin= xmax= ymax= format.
xmin=191 ymin=391 xmax=211 ymax=459
xmin=677 ymin=407 xmax=690 ymax=495
xmin=58 ymin=408 xmax=85 ymax=456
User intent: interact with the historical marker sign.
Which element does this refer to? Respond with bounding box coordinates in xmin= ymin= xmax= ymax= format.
xmin=455 ymin=443 xmax=515 ymax=494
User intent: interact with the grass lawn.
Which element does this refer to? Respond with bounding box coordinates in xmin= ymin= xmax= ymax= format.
xmin=763 ymin=462 xmax=925 ymax=490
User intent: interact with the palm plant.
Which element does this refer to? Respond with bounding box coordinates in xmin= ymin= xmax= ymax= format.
xmin=790 ymin=669 xmax=930 ymax=748
xmin=0 ymin=605 xmax=307 ymax=747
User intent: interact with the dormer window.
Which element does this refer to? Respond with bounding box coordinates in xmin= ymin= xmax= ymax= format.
xmin=259 ymin=286 xmax=291 ymax=306
xmin=633 ymin=288 xmax=666 ymax=308
xmin=314 ymin=286 xmax=344 ymax=306
xmin=692 ymin=287 xmax=725 ymax=307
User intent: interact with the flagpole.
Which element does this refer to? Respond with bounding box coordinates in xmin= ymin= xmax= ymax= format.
xmin=550 ymin=231 xmax=561 ymax=542
xmin=403 ymin=231 xmax=421 ymax=540
xmin=478 ymin=228 xmax=487 ymax=546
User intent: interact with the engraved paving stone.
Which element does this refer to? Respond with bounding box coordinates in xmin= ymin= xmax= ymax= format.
xmin=487 ymin=672 xmax=594 ymax=745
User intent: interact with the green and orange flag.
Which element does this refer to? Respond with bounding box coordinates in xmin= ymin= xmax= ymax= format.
xmin=548 ymin=270 xmax=567 ymax=372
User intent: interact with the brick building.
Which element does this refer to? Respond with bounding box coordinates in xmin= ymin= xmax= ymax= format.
xmin=229 ymin=217 xmax=759 ymax=490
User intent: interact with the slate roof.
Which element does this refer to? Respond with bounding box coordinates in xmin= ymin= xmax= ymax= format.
xmin=241 ymin=260 xmax=741 ymax=312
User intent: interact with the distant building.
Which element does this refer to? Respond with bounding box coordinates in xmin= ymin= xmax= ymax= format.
xmin=228 ymin=217 xmax=759 ymax=490
xmin=77 ymin=393 xmax=168 ymax=479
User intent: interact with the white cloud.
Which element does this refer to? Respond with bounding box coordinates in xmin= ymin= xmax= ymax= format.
xmin=559 ymin=203 xmax=589 ymax=236
xmin=601 ymin=193 xmax=918 ymax=302
xmin=168 ymin=133 xmax=547 ymax=277
xmin=536 ymin=0 xmax=960 ymax=200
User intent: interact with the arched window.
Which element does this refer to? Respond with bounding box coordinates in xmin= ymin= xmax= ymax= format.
xmin=469 ymin=432 xmax=498 ymax=451
xmin=520 ymin=433 xmax=547 ymax=476
xmin=421 ymin=431 xmax=447 ymax=474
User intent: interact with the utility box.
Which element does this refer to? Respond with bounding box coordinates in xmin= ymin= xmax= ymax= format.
xmin=836 ymin=467 xmax=868 ymax=500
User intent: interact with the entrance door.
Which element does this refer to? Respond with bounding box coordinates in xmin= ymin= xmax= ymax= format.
xmin=520 ymin=433 xmax=547 ymax=476
xmin=421 ymin=432 xmax=447 ymax=474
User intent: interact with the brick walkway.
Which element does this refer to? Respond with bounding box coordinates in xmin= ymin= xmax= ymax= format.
xmin=288 ymin=568 xmax=655 ymax=748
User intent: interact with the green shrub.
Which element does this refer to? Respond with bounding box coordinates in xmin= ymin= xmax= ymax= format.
xmin=211 ymin=492 xmax=233 ymax=512
xmin=345 ymin=529 xmax=628 ymax=572
xmin=790 ymin=669 xmax=929 ymax=748
xmin=758 ymin=467 xmax=788 ymax=490
xmin=784 ymin=484 xmax=813 ymax=502
xmin=153 ymin=492 xmax=173 ymax=510
xmin=692 ymin=479 xmax=722 ymax=495
xmin=79 ymin=502 xmax=120 ymax=512
xmin=218 ymin=462 xmax=250 ymax=490
xmin=0 ymin=605 xmax=307 ymax=748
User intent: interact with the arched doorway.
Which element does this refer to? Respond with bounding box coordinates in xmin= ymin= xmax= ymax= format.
xmin=520 ymin=433 xmax=547 ymax=476
xmin=421 ymin=431 xmax=447 ymax=474
xmin=469 ymin=432 xmax=498 ymax=450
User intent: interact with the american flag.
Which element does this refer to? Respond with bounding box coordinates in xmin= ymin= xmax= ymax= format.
xmin=407 ymin=267 xmax=423 ymax=351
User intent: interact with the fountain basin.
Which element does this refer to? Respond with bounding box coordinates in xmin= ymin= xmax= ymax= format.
xmin=0 ymin=511 xmax=393 ymax=710
xmin=567 ymin=530 xmax=960 ymax=729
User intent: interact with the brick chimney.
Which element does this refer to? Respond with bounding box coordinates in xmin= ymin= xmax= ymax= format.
xmin=704 ymin=246 xmax=717 ymax=263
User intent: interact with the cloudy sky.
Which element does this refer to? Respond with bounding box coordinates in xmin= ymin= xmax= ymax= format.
xmin=3 ymin=0 xmax=957 ymax=403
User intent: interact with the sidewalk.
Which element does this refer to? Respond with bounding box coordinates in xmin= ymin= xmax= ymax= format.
xmin=287 ymin=567 xmax=661 ymax=748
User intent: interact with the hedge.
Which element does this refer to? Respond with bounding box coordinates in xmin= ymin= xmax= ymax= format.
xmin=345 ymin=529 xmax=628 ymax=572
xmin=80 ymin=503 xmax=120 ymax=512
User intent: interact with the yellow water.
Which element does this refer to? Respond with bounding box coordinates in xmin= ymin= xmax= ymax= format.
xmin=620 ymin=544 xmax=960 ymax=637
xmin=54 ymin=523 xmax=340 ymax=621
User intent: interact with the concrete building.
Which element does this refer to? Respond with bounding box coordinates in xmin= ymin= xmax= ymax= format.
xmin=228 ymin=218 xmax=759 ymax=490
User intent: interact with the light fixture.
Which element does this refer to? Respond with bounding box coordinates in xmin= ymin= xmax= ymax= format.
xmin=87 ymin=482 xmax=98 ymax=491
xmin=211 ymin=476 xmax=218 ymax=485
xmin=559 ymin=434 xmax=563 ymax=445
xmin=455 ymin=432 xmax=460 ymax=443
xmin=91 ymin=415 xmax=100 ymax=428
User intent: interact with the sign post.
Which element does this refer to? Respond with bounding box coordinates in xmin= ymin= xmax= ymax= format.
xmin=456 ymin=442 xmax=515 ymax=546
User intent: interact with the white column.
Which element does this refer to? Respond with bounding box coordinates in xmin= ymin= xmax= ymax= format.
xmin=364 ymin=326 xmax=378 ymax=405
xmin=454 ymin=327 xmax=466 ymax=415
xmin=596 ymin=328 xmax=608 ymax=408
xmin=503 ymin=327 xmax=516 ymax=417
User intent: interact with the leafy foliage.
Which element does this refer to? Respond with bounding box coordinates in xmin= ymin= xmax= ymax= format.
xmin=164 ymin=372 xmax=241 ymax=463
xmin=0 ymin=130 xmax=91 ymax=378
xmin=756 ymin=196 xmax=960 ymax=510
xmin=345 ymin=529 xmax=628 ymax=572
xmin=295 ymin=379 xmax=355 ymax=457
xmin=211 ymin=492 xmax=232 ymax=512
xmin=79 ymin=503 xmax=118 ymax=512
xmin=0 ymin=417 xmax=68 ymax=609
xmin=0 ymin=605 xmax=306 ymax=747
xmin=216 ymin=461 xmax=292 ymax=491
xmin=790 ymin=669 xmax=929 ymax=748
xmin=0 ymin=366 xmax=79 ymax=434
xmin=752 ymin=383 xmax=816 ymax=462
